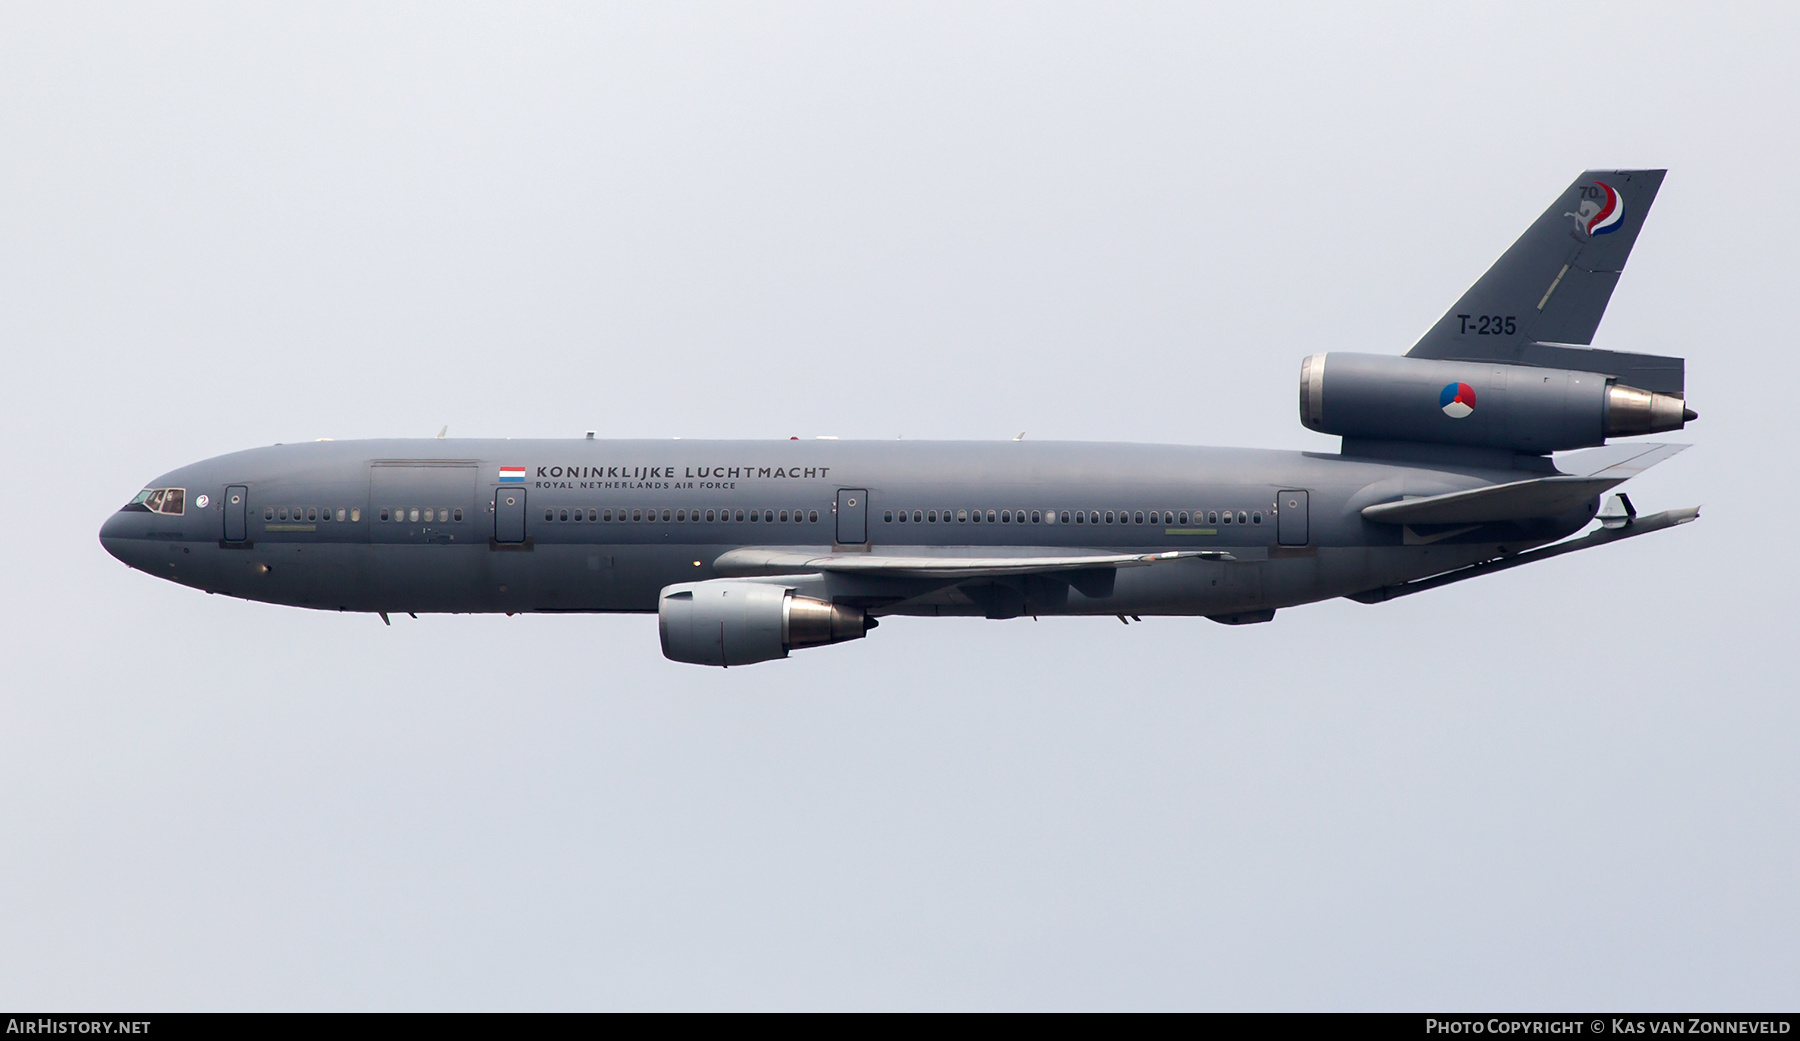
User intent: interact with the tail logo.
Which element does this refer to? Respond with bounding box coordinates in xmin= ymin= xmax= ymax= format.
xmin=1565 ymin=181 xmax=1625 ymax=237
xmin=1440 ymin=381 xmax=1477 ymax=419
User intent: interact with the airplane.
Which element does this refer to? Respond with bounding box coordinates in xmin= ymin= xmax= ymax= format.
xmin=101 ymin=169 xmax=1698 ymax=667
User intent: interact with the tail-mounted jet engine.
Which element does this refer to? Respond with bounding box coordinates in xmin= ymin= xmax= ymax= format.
xmin=658 ymin=579 xmax=875 ymax=666
xmin=1298 ymin=353 xmax=1694 ymax=453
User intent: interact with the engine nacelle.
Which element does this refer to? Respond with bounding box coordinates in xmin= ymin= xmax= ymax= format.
xmin=658 ymin=579 xmax=874 ymax=667
xmin=1299 ymin=353 xmax=1693 ymax=453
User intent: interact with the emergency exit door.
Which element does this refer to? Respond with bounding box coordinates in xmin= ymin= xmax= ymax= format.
xmin=223 ymin=485 xmax=248 ymax=542
xmin=494 ymin=487 xmax=527 ymax=544
xmin=1277 ymin=489 xmax=1309 ymax=546
xmin=836 ymin=488 xmax=867 ymax=545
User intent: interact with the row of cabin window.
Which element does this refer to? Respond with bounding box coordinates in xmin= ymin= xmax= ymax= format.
xmin=378 ymin=507 xmax=460 ymax=523
xmin=265 ymin=506 xmax=362 ymax=523
xmin=883 ymin=508 xmax=1262 ymax=526
xmin=546 ymin=507 xmax=821 ymax=524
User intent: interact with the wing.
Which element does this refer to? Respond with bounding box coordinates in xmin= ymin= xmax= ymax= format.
xmin=714 ymin=547 xmax=1231 ymax=579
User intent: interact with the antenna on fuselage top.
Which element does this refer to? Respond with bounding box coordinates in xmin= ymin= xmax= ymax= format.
xmin=436 ymin=426 xmax=447 ymax=439
xmin=1014 ymin=431 xmax=1026 ymax=441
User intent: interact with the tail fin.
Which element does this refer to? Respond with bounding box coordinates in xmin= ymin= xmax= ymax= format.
xmin=1408 ymin=169 xmax=1666 ymax=362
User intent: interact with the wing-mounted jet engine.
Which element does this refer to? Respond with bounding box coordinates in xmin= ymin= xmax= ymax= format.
xmin=658 ymin=580 xmax=875 ymax=667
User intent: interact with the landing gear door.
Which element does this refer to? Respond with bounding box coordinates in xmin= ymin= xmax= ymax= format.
xmin=836 ymin=488 xmax=867 ymax=545
xmin=224 ymin=485 xmax=248 ymax=542
xmin=494 ymin=487 xmax=526 ymax=544
xmin=1277 ymin=489 xmax=1309 ymax=547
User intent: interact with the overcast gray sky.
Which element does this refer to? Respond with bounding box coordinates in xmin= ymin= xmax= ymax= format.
xmin=2 ymin=1 xmax=1795 ymax=1010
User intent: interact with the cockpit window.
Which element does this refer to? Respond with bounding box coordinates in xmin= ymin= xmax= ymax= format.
xmin=124 ymin=487 xmax=186 ymax=515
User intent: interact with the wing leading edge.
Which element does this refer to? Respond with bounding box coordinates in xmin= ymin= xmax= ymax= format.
xmin=714 ymin=547 xmax=1231 ymax=579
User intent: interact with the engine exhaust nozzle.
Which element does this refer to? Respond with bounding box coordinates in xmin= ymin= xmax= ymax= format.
xmin=1605 ymin=383 xmax=1693 ymax=437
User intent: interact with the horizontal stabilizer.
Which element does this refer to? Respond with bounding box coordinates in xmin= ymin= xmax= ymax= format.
xmin=1554 ymin=441 xmax=1689 ymax=479
xmin=1349 ymin=506 xmax=1699 ymax=604
xmin=714 ymin=547 xmax=1229 ymax=579
xmin=1362 ymin=475 xmax=1620 ymax=525
xmin=1363 ymin=443 xmax=1687 ymax=525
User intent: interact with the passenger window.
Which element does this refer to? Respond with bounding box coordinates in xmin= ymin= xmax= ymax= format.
xmin=405 ymin=508 xmax=417 ymax=522
xmin=631 ymin=509 xmax=642 ymax=521
xmin=1104 ymin=511 xmax=1114 ymax=524
xmin=544 ymin=509 xmax=554 ymax=521
xmin=957 ymin=510 xmax=967 ymax=522
xmin=986 ymin=510 xmax=996 ymax=522
xmin=278 ymin=507 xmax=288 ymax=520
xmin=1252 ymin=512 xmax=1262 ymax=524
xmin=1179 ymin=512 xmax=1189 ymax=524
xmin=1032 ymin=510 xmax=1041 ymax=523
xmin=659 ymin=509 xmax=670 ymax=522
xmin=1000 ymin=510 xmax=1010 ymax=523
xmin=379 ymin=509 xmax=389 ymax=521
xmin=1222 ymin=511 xmax=1232 ymax=524
xmin=778 ymin=510 xmax=788 ymax=522
xmin=350 ymin=509 xmax=360 ymax=522
xmin=1208 ymin=511 xmax=1218 ymax=524
xmin=926 ymin=511 xmax=937 ymax=523
xmin=337 ymin=508 xmax=347 ymax=522
xmin=1074 ymin=511 xmax=1085 ymax=524
xmin=423 ymin=509 xmax=433 ymax=522
xmin=1239 ymin=511 xmax=1249 ymax=524
xmin=1134 ymin=511 xmax=1145 ymax=524
xmin=884 ymin=511 xmax=894 ymax=523
xmin=808 ymin=510 xmax=818 ymax=522
xmin=265 ymin=507 xmax=275 ymax=521
xmin=674 ymin=510 xmax=685 ymax=522
xmin=732 ymin=509 xmax=743 ymax=521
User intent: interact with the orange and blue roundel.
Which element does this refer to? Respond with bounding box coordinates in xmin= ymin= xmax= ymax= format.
xmin=1440 ymin=381 xmax=1477 ymax=419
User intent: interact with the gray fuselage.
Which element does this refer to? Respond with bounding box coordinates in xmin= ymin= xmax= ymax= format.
xmin=98 ymin=438 xmax=1594 ymax=621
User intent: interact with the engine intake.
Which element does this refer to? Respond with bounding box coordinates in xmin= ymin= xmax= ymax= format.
xmin=1299 ymin=353 xmax=1692 ymax=453
xmin=658 ymin=579 xmax=874 ymax=666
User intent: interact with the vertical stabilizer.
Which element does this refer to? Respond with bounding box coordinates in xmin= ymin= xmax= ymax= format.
xmin=1408 ymin=169 xmax=1665 ymax=362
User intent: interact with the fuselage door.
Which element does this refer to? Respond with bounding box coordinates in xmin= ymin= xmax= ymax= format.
xmin=1277 ymin=489 xmax=1309 ymax=546
xmin=494 ymin=487 xmax=526 ymax=544
xmin=224 ymin=485 xmax=248 ymax=542
xmin=836 ymin=488 xmax=868 ymax=545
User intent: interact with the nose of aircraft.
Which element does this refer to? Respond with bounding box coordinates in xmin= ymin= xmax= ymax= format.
xmin=99 ymin=510 xmax=149 ymax=570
